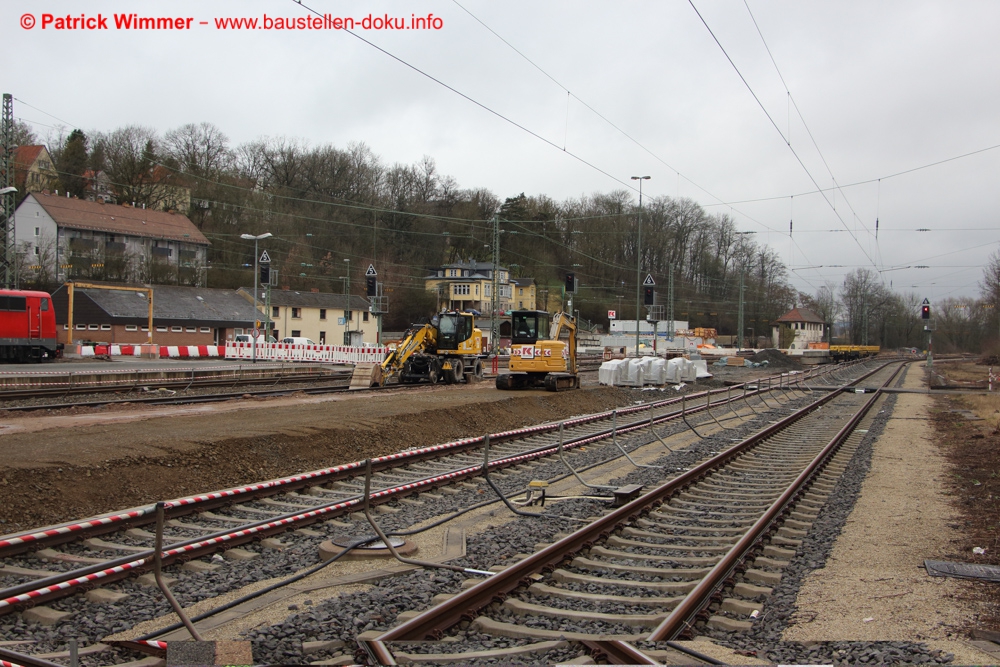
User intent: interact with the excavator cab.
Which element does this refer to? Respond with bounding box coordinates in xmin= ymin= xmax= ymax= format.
xmin=510 ymin=311 xmax=549 ymax=345
xmin=437 ymin=312 xmax=473 ymax=352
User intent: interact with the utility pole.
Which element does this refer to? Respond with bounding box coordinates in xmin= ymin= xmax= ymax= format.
xmin=737 ymin=271 xmax=745 ymax=351
xmin=631 ymin=175 xmax=650 ymax=356
xmin=862 ymin=294 xmax=869 ymax=346
xmin=490 ymin=215 xmax=500 ymax=355
xmin=0 ymin=94 xmax=14 ymax=289
xmin=666 ymin=264 xmax=675 ymax=342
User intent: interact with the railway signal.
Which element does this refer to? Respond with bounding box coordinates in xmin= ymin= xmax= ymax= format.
xmin=921 ymin=298 xmax=930 ymax=319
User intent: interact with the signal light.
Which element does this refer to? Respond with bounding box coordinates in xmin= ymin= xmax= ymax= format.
xmin=644 ymin=286 xmax=654 ymax=305
xmin=565 ymin=272 xmax=576 ymax=294
xmin=366 ymin=276 xmax=377 ymax=297
xmin=921 ymin=305 xmax=930 ymax=320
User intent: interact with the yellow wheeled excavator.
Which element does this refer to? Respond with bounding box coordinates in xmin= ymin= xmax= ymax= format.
xmin=496 ymin=310 xmax=579 ymax=391
xmin=379 ymin=311 xmax=486 ymax=386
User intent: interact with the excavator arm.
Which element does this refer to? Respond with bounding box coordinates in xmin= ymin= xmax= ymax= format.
xmin=550 ymin=312 xmax=577 ymax=374
xmin=380 ymin=323 xmax=437 ymax=385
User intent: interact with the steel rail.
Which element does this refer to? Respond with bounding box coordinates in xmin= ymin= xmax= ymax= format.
xmin=0 ymin=366 xmax=344 ymax=400
xmin=0 ymin=368 xmax=814 ymax=559
xmin=0 ymin=371 xmax=823 ymax=614
xmin=647 ymin=361 xmax=903 ymax=640
xmin=374 ymin=361 xmax=894 ymax=642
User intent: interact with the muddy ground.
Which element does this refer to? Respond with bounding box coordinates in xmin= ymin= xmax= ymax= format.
xmin=930 ymin=362 xmax=1000 ymax=634
xmin=0 ymin=381 xmax=648 ymax=534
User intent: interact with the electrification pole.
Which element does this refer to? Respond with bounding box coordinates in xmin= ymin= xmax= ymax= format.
xmin=666 ymin=265 xmax=675 ymax=342
xmin=490 ymin=215 xmax=500 ymax=355
xmin=631 ymin=176 xmax=650 ymax=356
xmin=737 ymin=271 xmax=745 ymax=351
xmin=0 ymin=94 xmax=14 ymax=290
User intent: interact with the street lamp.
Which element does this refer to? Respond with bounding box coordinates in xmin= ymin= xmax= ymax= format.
xmin=0 ymin=187 xmax=16 ymax=196
xmin=631 ymin=176 xmax=650 ymax=356
xmin=240 ymin=232 xmax=272 ymax=363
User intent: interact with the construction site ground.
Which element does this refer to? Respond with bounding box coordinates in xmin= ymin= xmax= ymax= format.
xmin=4 ymin=357 xmax=1000 ymax=657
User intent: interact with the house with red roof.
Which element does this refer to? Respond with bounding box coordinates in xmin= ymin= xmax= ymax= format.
xmin=772 ymin=307 xmax=828 ymax=349
xmin=13 ymin=192 xmax=209 ymax=286
xmin=12 ymin=145 xmax=59 ymax=195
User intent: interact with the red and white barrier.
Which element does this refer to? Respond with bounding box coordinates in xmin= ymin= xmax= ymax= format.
xmin=225 ymin=342 xmax=388 ymax=364
xmin=75 ymin=344 xmax=226 ymax=358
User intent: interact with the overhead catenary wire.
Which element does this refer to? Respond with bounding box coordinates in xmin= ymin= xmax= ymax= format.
xmin=687 ymin=0 xmax=880 ymax=274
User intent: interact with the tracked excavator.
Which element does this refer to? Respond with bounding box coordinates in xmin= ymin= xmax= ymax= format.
xmin=378 ymin=311 xmax=486 ymax=386
xmin=496 ymin=310 xmax=579 ymax=391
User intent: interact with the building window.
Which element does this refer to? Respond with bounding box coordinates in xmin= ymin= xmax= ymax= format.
xmin=186 ymin=327 xmax=197 ymax=333
xmin=125 ymin=325 xmax=138 ymax=332
xmin=448 ymin=269 xmax=458 ymax=277
xmin=519 ymin=288 xmax=523 ymax=296
xmin=141 ymin=326 xmax=149 ymax=332
xmin=34 ymin=227 xmax=40 ymax=236
xmin=235 ymin=328 xmax=244 ymax=335
xmin=319 ymin=331 xmax=326 ymax=344
xmin=200 ymin=327 xmax=211 ymax=333
xmin=33 ymin=246 xmax=39 ymax=256
xmin=291 ymin=329 xmax=301 ymax=337
xmin=100 ymin=324 xmax=111 ymax=331
xmin=88 ymin=324 xmax=99 ymax=330
xmin=363 ymin=311 xmax=369 ymax=322
xmin=75 ymin=324 xmax=86 ymax=330
xmin=454 ymin=284 xmax=470 ymax=295
xmin=475 ymin=285 xmax=479 ymax=295
xmin=343 ymin=310 xmax=352 ymax=321
xmin=272 ymin=306 xmax=279 ymax=317
xmin=319 ymin=308 xmax=326 ymax=320
xmin=171 ymin=326 xmax=183 ymax=333
xmin=291 ymin=307 xmax=301 ymax=319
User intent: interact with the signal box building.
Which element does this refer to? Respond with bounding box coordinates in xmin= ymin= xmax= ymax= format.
xmin=772 ymin=307 xmax=828 ymax=349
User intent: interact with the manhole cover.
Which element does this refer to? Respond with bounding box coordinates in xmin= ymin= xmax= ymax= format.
xmin=331 ymin=536 xmax=405 ymax=550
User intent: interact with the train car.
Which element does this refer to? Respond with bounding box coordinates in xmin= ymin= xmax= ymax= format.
xmin=829 ymin=344 xmax=880 ymax=362
xmin=0 ymin=289 xmax=60 ymax=362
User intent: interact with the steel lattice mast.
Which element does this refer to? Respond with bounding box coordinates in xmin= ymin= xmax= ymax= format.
xmin=0 ymin=94 xmax=13 ymax=289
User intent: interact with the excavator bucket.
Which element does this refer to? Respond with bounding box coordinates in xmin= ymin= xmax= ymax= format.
xmin=350 ymin=362 xmax=383 ymax=389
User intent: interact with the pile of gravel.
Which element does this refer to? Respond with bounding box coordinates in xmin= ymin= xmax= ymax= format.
xmin=749 ymin=348 xmax=801 ymax=369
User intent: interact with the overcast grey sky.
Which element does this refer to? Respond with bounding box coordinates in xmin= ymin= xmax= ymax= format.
xmin=6 ymin=1 xmax=999 ymax=302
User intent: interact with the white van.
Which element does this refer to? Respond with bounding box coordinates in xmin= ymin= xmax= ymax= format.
xmin=234 ymin=334 xmax=275 ymax=344
xmin=281 ymin=337 xmax=316 ymax=346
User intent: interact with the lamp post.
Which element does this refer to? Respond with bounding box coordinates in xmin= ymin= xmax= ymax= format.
xmin=240 ymin=232 xmax=272 ymax=363
xmin=631 ymin=176 xmax=650 ymax=356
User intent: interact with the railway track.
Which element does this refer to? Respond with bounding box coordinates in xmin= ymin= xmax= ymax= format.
xmin=0 ymin=360 xmax=879 ymax=665
xmin=0 ymin=356 xmax=607 ymax=413
xmin=364 ymin=360 xmax=903 ymax=664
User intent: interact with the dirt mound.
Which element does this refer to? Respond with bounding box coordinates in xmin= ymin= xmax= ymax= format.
xmin=978 ymin=354 xmax=1000 ymax=366
xmin=0 ymin=386 xmax=636 ymax=533
xmin=749 ymin=348 xmax=801 ymax=369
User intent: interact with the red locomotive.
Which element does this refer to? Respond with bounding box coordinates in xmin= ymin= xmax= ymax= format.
xmin=0 ymin=289 xmax=60 ymax=362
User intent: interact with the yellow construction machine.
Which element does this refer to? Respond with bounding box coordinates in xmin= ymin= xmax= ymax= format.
xmin=379 ymin=311 xmax=486 ymax=385
xmin=496 ymin=310 xmax=579 ymax=391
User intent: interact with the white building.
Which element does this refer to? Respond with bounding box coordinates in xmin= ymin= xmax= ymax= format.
xmin=14 ymin=192 xmax=209 ymax=286
xmin=772 ymin=307 xmax=827 ymax=349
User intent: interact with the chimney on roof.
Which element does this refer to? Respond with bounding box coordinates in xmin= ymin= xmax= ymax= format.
xmin=66 ymin=191 xmax=69 ymax=198
xmin=55 ymin=190 xmax=58 ymax=195
xmin=142 ymin=203 xmax=146 ymax=210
